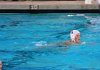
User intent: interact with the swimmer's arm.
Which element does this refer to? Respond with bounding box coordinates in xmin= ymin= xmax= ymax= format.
xmin=45 ymin=41 xmax=67 ymax=47
xmin=48 ymin=40 xmax=73 ymax=46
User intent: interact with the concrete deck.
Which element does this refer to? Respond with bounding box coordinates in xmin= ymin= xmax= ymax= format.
xmin=0 ymin=1 xmax=100 ymax=10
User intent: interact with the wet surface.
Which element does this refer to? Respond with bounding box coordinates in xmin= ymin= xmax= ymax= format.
xmin=0 ymin=13 xmax=100 ymax=70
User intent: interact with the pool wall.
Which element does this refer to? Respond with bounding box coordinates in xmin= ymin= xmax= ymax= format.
xmin=0 ymin=1 xmax=100 ymax=13
xmin=0 ymin=9 xmax=100 ymax=13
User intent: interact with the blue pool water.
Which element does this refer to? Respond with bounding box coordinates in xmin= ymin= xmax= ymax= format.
xmin=0 ymin=13 xmax=100 ymax=70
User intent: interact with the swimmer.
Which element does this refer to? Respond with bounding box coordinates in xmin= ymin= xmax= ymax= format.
xmin=62 ymin=30 xmax=83 ymax=46
xmin=49 ymin=30 xmax=82 ymax=46
xmin=39 ymin=30 xmax=94 ymax=47
xmin=56 ymin=30 xmax=95 ymax=46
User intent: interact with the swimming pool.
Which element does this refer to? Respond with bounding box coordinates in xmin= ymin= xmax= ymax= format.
xmin=0 ymin=13 xmax=100 ymax=70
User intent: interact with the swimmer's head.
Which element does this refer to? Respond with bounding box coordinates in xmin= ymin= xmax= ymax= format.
xmin=70 ymin=30 xmax=80 ymax=43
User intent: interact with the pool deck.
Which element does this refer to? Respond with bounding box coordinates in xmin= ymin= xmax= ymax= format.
xmin=0 ymin=1 xmax=100 ymax=13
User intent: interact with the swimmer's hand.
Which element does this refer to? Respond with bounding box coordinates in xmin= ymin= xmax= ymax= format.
xmin=81 ymin=42 xmax=86 ymax=44
xmin=81 ymin=42 xmax=96 ymax=45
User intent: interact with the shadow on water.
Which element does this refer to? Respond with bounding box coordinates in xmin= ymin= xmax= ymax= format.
xmin=2 ymin=50 xmax=35 ymax=70
xmin=1 ymin=45 xmax=70 ymax=70
xmin=0 ymin=25 xmax=7 ymax=28
xmin=9 ymin=21 xmax=20 ymax=26
xmin=0 ymin=21 xmax=21 ymax=29
xmin=1 ymin=48 xmax=63 ymax=70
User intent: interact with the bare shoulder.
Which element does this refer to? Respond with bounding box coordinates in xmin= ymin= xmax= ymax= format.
xmin=63 ymin=41 xmax=82 ymax=46
xmin=63 ymin=40 xmax=73 ymax=46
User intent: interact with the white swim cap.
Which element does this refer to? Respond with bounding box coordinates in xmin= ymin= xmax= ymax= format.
xmin=70 ymin=30 xmax=80 ymax=42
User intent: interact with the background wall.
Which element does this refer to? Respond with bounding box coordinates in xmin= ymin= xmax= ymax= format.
xmin=0 ymin=0 xmax=84 ymax=1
